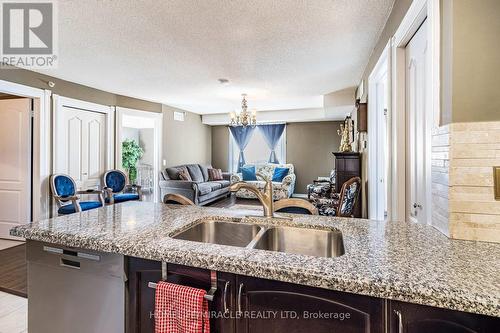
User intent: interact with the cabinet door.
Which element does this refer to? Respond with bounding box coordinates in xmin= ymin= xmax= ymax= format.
xmin=389 ymin=300 xmax=500 ymax=333
xmin=126 ymin=258 xmax=236 ymax=333
xmin=127 ymin=257 xmax=162 ymax=333
xmin=236 ymin=275 xmax=384 ymax=333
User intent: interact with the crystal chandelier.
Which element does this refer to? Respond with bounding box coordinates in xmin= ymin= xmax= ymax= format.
xmin=229 ymin=94 xmax=257 ymax=127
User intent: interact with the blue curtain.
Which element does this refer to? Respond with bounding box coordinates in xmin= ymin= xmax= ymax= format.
xmin=229 ymin=126 xmax=256 ymax=172
xmin=258 ymin=124 xmax=285 ymax=163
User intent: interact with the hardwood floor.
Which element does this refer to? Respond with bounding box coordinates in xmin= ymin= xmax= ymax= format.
xmin=0 ymin=244 xmax=27 ymax=298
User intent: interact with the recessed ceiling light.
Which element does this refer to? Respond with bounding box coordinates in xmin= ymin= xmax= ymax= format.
xmin=218 ymin=78 xmax=229 ymax=85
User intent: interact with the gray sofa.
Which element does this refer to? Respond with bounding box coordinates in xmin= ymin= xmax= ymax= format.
xmin=159 ymin=164 xmax=231 ymax=205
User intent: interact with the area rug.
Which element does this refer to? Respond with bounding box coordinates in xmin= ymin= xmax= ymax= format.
xmin=0 ymin=244 xmax=27 ymax=298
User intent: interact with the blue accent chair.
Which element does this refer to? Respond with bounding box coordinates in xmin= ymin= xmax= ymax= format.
xmin=103 ymin=169 xmax=143 ymax=204
xmin=50 ymin=174 xmax=105 ymax=215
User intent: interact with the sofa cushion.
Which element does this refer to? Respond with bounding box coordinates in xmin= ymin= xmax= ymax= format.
xmin=272 ymin=167 xmax=289 ymax=182
xmin=206 ymin=182 xmax=222 ymax=191
xmin=199 ymin=165 xmax=212 ymax=182
xmin=242 ymin=166 xmax=257 ymax=181
xmin=197 ymin=183 xmax=212 ymax=195
xmin=213 ymin=180 xmax=230 ymax=188
xmin=58 ymin=201 xmax=102 ymax=215
xmin=186 ymin=164 xmax=204 ymax=182
xmin=105 ymin=193 xmax=140 ymax=204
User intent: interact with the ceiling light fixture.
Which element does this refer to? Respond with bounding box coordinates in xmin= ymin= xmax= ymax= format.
xmin=229 ymin=94 xmax=257 ymax=127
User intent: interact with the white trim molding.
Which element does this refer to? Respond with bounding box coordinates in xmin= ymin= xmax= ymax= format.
xmin=368 ymin=41 xmax=391 ymax=221
xmin=390 ymin=0 xmax=440 ymax=223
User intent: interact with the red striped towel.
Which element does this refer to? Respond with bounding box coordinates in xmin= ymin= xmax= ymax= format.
xmin=155 ymin=281 xmax=210 ymax=333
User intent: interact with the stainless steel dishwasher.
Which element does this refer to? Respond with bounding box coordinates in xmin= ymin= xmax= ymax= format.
xmin=26 ymin=240 xmax=125 ymax=333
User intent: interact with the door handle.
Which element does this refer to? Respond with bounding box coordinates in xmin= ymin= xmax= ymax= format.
xmin=237 ymin=283 xmax=244 ymax=314
xmin=394 ymin=309 xmax=403 ymax=333
xmin=223 ymin=281 xmax=230 ymax=314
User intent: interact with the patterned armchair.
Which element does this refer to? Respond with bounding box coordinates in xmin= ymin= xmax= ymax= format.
xmin=312 ymin=177 xmax=361 ymax=217
xmin=230 ymin=163 xmax=296 ymax=200
xmin=103 ymin=169 xmax=143 ymax=204
xmin=50 ymin=174 xmax=104 ymax=215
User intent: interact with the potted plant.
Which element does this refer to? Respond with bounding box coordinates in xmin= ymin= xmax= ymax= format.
xmin=122 ymin=139 xmax=144 ymax=184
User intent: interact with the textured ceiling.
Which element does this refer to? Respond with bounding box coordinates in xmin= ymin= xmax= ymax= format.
xmin=39 ymin=0 xmax=394 ymax=114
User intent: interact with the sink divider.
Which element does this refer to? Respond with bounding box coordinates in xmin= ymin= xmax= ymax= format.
xmin=147 ymin=262 xmax=217 ymax=301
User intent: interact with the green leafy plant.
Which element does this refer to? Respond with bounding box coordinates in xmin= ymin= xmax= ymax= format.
xmin=122 ymin=139 xmax=144 ymax=183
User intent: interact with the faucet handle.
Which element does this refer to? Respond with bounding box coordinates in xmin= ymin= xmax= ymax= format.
xmin=256 ymin=172 xmax=273 ymax=194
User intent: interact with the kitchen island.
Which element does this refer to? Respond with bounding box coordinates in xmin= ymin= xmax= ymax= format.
xmin=11 ymin=201 xmax=500 ymax=332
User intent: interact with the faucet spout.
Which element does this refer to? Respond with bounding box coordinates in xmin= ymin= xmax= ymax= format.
xmin=229 ymin=173 xmax=274 ymax=218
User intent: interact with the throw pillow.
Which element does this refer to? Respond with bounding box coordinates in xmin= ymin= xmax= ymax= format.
xmin=272 ymin=167 xmax=289 ymax=182
xmin=177 ymin=166 xmax=192 ymax=181
xmin=208 ymin=168 xmax=223 ymax=181
xmin=241 ymin=166 xmax=257 ymax=181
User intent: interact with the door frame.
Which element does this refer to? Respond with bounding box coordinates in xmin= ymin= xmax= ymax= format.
xmin=390 ymin=0 xmax=440 ymax=223
xmin=52 ymin=95 xmax=115 ymax=176
xmin=115 ymin=107 xmax=163 ymax=202
xmin=0 ymin=79 xmax=51 ymax=223
xmin=368 ymin=42 xmax=391 ymax=221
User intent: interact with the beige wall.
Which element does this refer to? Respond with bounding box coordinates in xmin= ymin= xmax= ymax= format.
xmin=162 ymin=104 xmax=211 ymax=167
xmin=211 ymin=122 xmax=342 ymax=194
xmin=287 ymin=122 xmax=342 ymax=194
xmin=447 ymin=0 xmax=500 ymax=123
xmin=211 ymin=126 xmax=230 ymax=170
xmin=0 ymin=66 xmax=161 ymax=112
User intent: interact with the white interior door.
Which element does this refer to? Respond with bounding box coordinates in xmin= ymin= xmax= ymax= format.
xmin=55 ymin=107 xmax=107 ymax=190
xmin=0 ymin=98 xmax=31 ymax=239
xmin=406 ymin=20 xmax=428 ymax=224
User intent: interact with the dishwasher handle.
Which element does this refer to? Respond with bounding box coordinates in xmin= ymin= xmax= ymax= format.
xmin=44 ymin=245 xmax=100 ymax=261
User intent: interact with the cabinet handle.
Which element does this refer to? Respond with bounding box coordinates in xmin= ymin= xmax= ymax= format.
xmin=223 ymin=281 xmax=230 ymax=314
xmin=394 ymin=309 xmax=403 ymax=333
xmin=237 ymin=283 xmax=244 ymax=313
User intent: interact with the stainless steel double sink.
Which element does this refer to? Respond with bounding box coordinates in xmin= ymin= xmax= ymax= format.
xmin=172 ymin=219 xmax=345 ymax=258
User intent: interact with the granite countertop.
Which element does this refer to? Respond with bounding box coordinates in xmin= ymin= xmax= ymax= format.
xmin=10 ymin=201 xmax=500 ymax=317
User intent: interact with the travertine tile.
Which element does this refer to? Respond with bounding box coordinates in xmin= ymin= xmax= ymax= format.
xmin=431 ymin=121 xmax=500 ymax=244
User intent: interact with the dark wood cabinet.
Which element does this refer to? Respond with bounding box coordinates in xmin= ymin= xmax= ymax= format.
xmin=388 ymin=300 xmax=500 ymax=333
xmin=333 ymin=152 xmax=362 ymax=217
xmin=126 ymin=257 xmax=161 ymax=333
xmin=127 ymin=258 xmax=499 ymax=333
xmin=235 ymin=275 xmax=384 ymax=333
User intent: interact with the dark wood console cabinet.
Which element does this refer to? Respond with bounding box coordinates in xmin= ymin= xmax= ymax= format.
xmin=333 ymin=152 xmax=362 ymax=217
xmin=127 ymin=258 xmax=499 ymax=333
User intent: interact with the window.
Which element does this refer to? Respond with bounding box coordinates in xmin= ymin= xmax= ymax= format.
xmin=229 ymin=126 xmax=286 ymax=173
